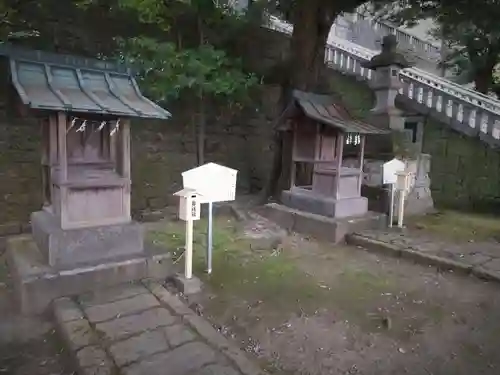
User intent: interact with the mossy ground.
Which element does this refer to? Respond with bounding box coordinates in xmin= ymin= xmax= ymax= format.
xmin=407 ymin=210 xmax=500 ymax=242
xmin=145 ymin=215 xmax=500 ymax=375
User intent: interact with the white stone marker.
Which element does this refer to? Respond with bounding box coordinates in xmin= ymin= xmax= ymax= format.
xmin=382 ymin=158 xmax=406 ymax=228
xmin=395 ymin=170 xmax=412 ymax=228
xmin=174 ymin=188 xmax=202 ymax=279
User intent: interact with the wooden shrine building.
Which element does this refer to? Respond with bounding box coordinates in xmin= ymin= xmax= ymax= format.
xmin=279 ymin=90 xmax=388 ymax=219
xmin=0 ymin=45 xmax=172 ymax=314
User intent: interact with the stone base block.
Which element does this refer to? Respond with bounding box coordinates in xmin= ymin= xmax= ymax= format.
xmin=170 ymin=273 xmax=202 ymax=295
xmin=281 ymin=189 xmax=368 ymax=218
xmin=404 ymin=186 xmax=435 ymax=216
xmin=256 ymin=203 xmax=386 ymax=244
xmin=31 ymin=210 xmax=144 ymax=268
xmin=6 ymin=235 xmax=172 ymax=315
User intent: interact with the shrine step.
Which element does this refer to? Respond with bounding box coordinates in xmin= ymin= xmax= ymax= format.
xmin=255 ymin=203 xmax=387 ymax=244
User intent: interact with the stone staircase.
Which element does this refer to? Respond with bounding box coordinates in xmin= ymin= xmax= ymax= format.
xmin=266 ymin=16 xmax=500 ymax=149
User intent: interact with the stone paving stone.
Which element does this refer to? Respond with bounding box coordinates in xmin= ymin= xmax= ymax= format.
xmin=122 ymin=342 xmax=218 ymax=375
xmin=413 ymin=242 xmax=445 ymax=254
xmin=474 ymin=244 xmax=500 ymax=258
xmin=81 ymin=366 xmax=114 ymax=375
xmin=76 ymin=345 xmax=112 ymax=369
xmin=456 ymin=253 xmax=492 ymax=266
xmin=85 ymin=293 xmax=160 ymax=323
xmin=109 ymin=329 xmax=169 ymax=367
xmin=145 ymin=281 xmax=195 ymax=316
xmin=80 ymin=283 xmax=149 ymax=307
xmin=195 ymin=364 xmax=241 ymax=375
xmin=95 ymin=307 xmax=177 ymax=341
xmin=481 ymin=258 xmax=500 ymax=272
xmin=148 ymin=283 xmax=263 ymax=375
xmin=53 ymin=297 xmax=85 ymax=323
xmin=163 ymin=324 xmax=196 ymax=348
xmin=60 ymin=318 xmax=100 ymax=352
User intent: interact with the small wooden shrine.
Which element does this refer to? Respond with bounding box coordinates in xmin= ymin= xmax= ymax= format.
xmin=2 ymin=44 xmax=171 ymax=268
xmin=279 ymin=90 xmax=388 ymax=218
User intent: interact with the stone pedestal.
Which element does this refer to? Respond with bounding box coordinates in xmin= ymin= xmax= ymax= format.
xmin=8 ymin=211 xmax=173 ymax=315
xmin=31 ymin=210 xmax=144 ymax=268
xmin=7 ymin=234 xmax=172 ymax=315
xmin=401 ymin=154 xmax=434 ymax=216
xmin=281 ymin=189 xmax=368 ymax=219
xmin=256 ymin=203 xmax=386 ymax=244
xmin=358 ymin=155 xmax=434 ymax=217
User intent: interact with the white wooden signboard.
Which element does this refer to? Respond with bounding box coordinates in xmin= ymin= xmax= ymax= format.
xmin=182 ymin=162 xmax=238 ymax=204
xmin=173 ymin=188 xmax=204 ymax=280
xmin=382 ymin=158 xmax=406 ymax=185
xmin=178 ymin=162 xmax=238 ymax=278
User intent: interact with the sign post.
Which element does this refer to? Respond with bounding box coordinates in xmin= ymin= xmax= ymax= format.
xmin=396 ymin=170 xmax=412 ymax=228
xmin=389 ymin=183 xmax=396 ymax=228
xmin=185 ymin=214 xmax=194 ymax=279
xmin=173 ymin=188 xmax=202 ymax=280
xmin=382 ymin=158 xmax=406 ymax=228
xmin=181 ymin=162 xmax=238 ymax=275
xmin=207 ymin=201 xmax=213 ymax=274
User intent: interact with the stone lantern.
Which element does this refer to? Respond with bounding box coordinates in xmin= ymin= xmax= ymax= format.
xmin=362 ymin=34 xmax=411 ymax=131
xmin=361 ymin=36 xmax=434 ymax=218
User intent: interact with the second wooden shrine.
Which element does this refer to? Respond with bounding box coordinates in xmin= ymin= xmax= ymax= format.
xmin=279 ymin=90 xmax=388 ymax=219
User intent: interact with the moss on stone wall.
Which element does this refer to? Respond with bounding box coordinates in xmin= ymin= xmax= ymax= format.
xmin=130 ymin=88 xmax=278 ymax=213
xmin=0 ymin=123 xmax=42 ymax=225
xmin=326 ymin=69 xmax=500 ymax=213
xmin=423 ymin=118 xmax=500 ymax=212
xmin=0 ymin=85 xmax=279 ymax=228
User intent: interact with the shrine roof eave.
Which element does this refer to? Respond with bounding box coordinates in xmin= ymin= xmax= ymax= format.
xmin=1 ymin=45 xmax=171 ymax=120
xmin=292 ymin=90 xmax=388 ymax=135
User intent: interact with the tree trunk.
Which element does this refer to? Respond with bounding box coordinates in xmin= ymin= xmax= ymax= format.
xmin=196 ymin=13 xmax=205 ymax=166
xmin=470 ymin=47 xmax=498 ymax=95
xmin=259 ymin=0 xmax=336 ymax=202
xmin=474 ymin=70 xmax=494 ymax=94
xmin=197 ymin=94 xmax=206 ymax=166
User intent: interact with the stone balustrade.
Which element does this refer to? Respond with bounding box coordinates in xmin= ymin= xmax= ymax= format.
xmin=267 ymin=16 xmax=500 ymax=147
xmin=353 ymin=13 xmax=441 ymax=60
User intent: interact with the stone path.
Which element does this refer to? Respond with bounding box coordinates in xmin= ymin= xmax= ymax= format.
xmin=348 ymin=229 xmax=500 ymax=283
xmin=54 ymin=281 xmax=263 ymax=375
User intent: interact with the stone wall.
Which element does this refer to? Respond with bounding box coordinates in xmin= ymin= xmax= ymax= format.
xmin=0 ymin=27 xmax=285 ymax=231
xmin=422 ymin=118 xmax=500 ymax=212
xmin=325 ymin=68 xmax=500 ymax=213
xmin=0 ymin=122 xmax=41 ymax=229
xmin=0 ymin=86 xmax=280 ymax=230
xmin=129 ymin=88 xmax=280 ymax=213
xmin=2 ymin=28 xmax=500 ymax=230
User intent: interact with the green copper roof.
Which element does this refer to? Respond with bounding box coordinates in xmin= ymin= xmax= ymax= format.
xmin=0 ymin=44 xmax=171 ymax=119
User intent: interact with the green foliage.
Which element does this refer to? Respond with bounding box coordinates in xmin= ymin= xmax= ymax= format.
xmin=0 ymin=1 xmax=39 ymax=42
xmin=118 ymin=36 xmax=258 ymax=103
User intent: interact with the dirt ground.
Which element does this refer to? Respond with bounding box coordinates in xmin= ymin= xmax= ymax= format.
xmin=1 ymin=208 xmax=499 ymax=375
xmin=0 ymin=245 xmax=74 ymax=375
xmin=150 ymin=214 xmax=500 ymax=375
